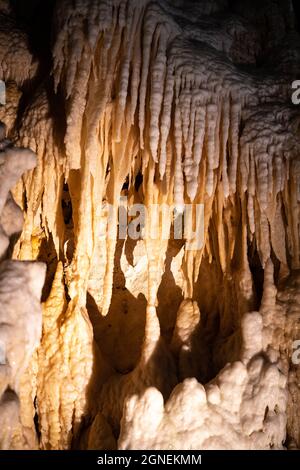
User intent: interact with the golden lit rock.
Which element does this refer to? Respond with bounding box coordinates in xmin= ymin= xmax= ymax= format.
xmin=0 ymin=0 xmax=299 ymax=451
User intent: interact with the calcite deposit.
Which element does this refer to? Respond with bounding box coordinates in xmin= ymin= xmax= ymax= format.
xmin=0 ymin=125 xmax=45 ymax=449
xmin=0 ymin=0 xmax=299 ymax=450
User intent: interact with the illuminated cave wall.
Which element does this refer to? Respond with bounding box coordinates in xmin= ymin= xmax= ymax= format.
xmin=0 ymin=0 xmax=300 ymax=450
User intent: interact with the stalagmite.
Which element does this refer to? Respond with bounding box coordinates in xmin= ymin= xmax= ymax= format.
xmin=0 ymin=0 xmax=299 ymax=451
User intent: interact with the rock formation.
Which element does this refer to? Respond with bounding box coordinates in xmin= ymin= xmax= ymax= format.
xmin=0 ymin=124 xmax=45 ymax=449
xmin=0 ymin=0 xmax=299 ymax=450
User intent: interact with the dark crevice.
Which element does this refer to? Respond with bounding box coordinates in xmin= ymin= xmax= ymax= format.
xmin=248 ymin=239 xmax=264 ymax=308
xmin=134 ymin=171 xmax=143 ymax=192
xmin=33 ymin=396 xmax=41 ymax=441
xmin=62 ymin=183 xmax=73 ymax=226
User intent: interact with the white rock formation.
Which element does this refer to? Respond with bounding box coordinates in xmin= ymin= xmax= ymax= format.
xmin=0 ymin=0 xmax=299 ymax=450
xmin=0 ymin=125 xmax=45 ymax=449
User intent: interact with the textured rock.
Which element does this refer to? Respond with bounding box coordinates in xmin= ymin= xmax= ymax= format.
xmin=0 ymin=0 xmax=299 ymax=450
xmin=119 ymin=285 xmax=287 ymax=450
xmin=0 ymin=9 xmax=37 ymax=84
xmin=0 ymin=125 xmax=45 ymax=449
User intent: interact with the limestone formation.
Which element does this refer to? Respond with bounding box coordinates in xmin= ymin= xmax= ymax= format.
xmin=0 ymin=0 xmax=299 ymax=450
xmin=0 ymin=124 xmax=45 ymax=449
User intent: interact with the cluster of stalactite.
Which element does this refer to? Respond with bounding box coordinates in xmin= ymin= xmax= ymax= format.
xmin=0 ymin=0 xmax=299 ymax=450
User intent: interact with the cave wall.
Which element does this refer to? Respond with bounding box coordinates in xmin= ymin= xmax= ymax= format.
xmin=0 ymin=0 xmax=299 ymax=450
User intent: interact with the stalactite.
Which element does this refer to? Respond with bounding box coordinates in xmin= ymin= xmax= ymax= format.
xmin=0 ymin=0 xmax=299 ymax=451
xmin=36 ymin=263 xmax=94 ymax=449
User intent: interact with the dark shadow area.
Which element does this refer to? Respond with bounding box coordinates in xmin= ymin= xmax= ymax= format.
xmin=157 ymin=236 xmax=184 ymax=343
xmin=37 ymin=233 xmax=58 ymax=302
xmin=8 ymin=1 xmax=66 ymax=152
xmin=248 ymin=239 xmax=264 ymax=308
xmin=293 ymin=0 xmax=300 ymax=32
xmin=86 ymin=237 xmax=147 ymax=374
xmin=61 ymin=180 xmax=74 ymax=266
xmin=11 ymin=0 xmax=55 ymax=66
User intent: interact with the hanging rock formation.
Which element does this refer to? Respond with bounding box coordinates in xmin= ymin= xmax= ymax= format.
xmin=0 ymin=0 xmax=299 ymax=450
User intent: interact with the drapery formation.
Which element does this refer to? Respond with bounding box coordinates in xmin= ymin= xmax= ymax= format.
xmin=0 ymin=0 xmax=299 ymax=449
